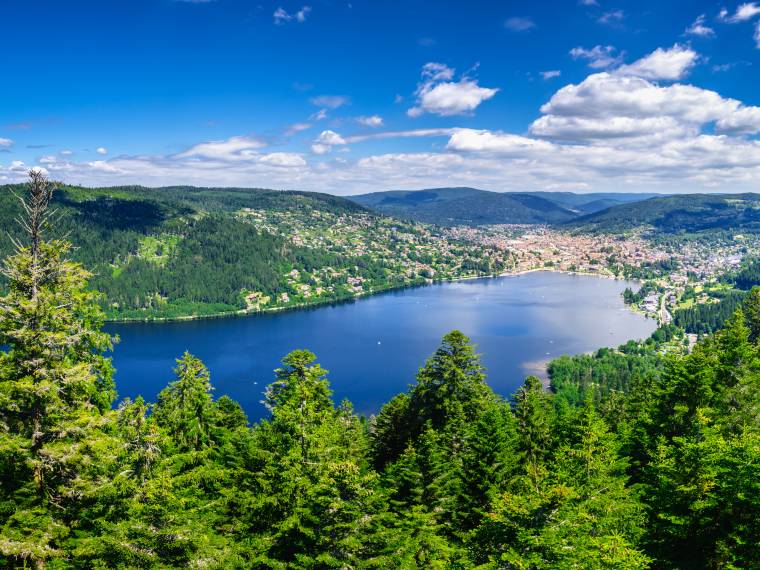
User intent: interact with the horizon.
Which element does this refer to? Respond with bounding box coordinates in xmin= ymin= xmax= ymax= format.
xmin=1 ymin=0 xmax=760 ymax=194
xmin=1 ymin=180 xmax=758 ymax=198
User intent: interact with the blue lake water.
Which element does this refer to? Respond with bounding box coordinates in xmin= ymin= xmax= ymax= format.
xmin=106 ymin=271 xmax=656 ymax=420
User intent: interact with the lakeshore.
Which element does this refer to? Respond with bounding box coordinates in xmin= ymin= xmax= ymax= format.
xmin=105 ymin=265 xmax=629 ymax=324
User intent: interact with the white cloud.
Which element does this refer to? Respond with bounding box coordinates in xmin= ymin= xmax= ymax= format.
xmin=504 ymin=17 xmax=535 ymax=31
xmin=756 ymin=20 xmax=760 ymax=46
xmin=96 ymin=147 xmax=108 ymax=155
xmin=346 ymin=128 xmax=455 ymax=143
xmin=0 ymin=138 xmax=13 ymax=148
xmin=598 ymin=10 xmax=624 ymax=25
xmin=616 ymin=45 xmax=698 ymax=80
xmin=175 ymin=136 xmax=267 ymax=160
xmin=274 ymin=5 xmax=311 ymax=24
xmin=530 ymin=70 xmax=760 ymax=141
xmin=446 ymin=129 xmax=554 ymax=153
xmin=720 ymin=2 xmax=760 ymax=22
xmin=407 ymin=62 xmax=498 ymax=117
xmin=285 ymin=122 xmax=312 ymax=136
xmin=540 ymin=70 xmax=561 ymax=80
xmin=356 ymin=115 xmax=384 ymax=127
xmin=60 ymin=149 xmax=73 ymax=156
xmin=578 ymin=0 xmax=598 ymax=5
xmin=87 ymin=160 xmax=123 ymax=173
xmin=685 ymin=14 xmax=716 ymax=37
xmin=310 ymin=144 xmax=331 ymax=155
xmin=315 ymin=130 xmax=346 ymax=145
xmin=570 ymin=45 xmax=624 ymax=69
xmin=311 ymin=130 xmax=347 ymax=154
xmin=258 ymin=152 xmax=307 ymax=167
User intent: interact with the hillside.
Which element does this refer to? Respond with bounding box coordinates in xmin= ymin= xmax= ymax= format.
xmin=0 ymin=184 xmax=510 ymax=320
xmin=564 ymin=193 xmax=760 ymax=235
xmin=349 ymin=187 xmax=659 ymax=226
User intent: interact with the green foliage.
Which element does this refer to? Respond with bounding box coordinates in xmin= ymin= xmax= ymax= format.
xmin=565 ymin=192 xmax=760 ymax=236
xmin=0 ymin=183 xmax=511 ymax=321
xmin=2 ymin=174 xmax=760 ymax=569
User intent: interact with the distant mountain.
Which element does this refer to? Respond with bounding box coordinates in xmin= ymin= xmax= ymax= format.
xmin=349 ymin=187 xmax=660 ymax=226
xmin=563 ymin=193 xmax=760 ymax=235
xmin=525 ymin=192 xmax=663 ymax=213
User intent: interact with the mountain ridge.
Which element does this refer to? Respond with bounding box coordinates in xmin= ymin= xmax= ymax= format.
xmin=349 ymin=187 xmax=663 ymax=226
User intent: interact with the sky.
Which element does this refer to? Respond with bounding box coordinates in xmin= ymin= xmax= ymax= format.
xmin=1 ymin=0 xmax=760 ymax=195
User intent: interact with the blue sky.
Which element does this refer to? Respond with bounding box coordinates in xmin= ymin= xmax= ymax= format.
xmin=1 ymin=0 xmax=760 ymax=194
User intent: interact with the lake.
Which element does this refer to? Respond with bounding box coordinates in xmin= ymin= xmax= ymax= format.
xmin=106 ymin=271 xmax=656 ymax=420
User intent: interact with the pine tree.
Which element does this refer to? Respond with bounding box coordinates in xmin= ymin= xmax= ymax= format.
xmin=244 ymin=350 xmax=378 ymax=567
xmin=0 ymin=171 xmax=116 ymax=568
xmin=153 ymin=351 xmax=215 ymax=452
xmin=512 ymin=375 xmax=555 ymax=492
xmin=409 ymin=330 xmax=493 ymax=434
xmin=369 ymin=444 xmax=459 ymax=568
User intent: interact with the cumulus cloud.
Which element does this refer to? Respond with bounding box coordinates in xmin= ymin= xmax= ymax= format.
xmin=96 ymin=147 xmax=108 ymax=155
xmin=356 ymin=115 xmax=384 ymax=127
xmin=0 ymin=138 xmax=12 ymax=151
xmin=407 ymin=62 xmax=498 ymax=117
xmin=540 ymin=70 xmax=561 ymax=80
xmin=615 ymin=45 xmax=698 ymax=80
xmin=504 ymin=17 xmax=535 ymax=31
xmin=311 ymin=130 xmax=347 ymax=154
xmin=274 ymin=5 xmax=311 ymax=24
xmin=719 ymin=2 xmax=760 ymax=22
xmin=529 ymin=67 xmax=760 ymax=141
xmin=570 ymin=45 xmax=624 ymax=69
xmin=685 ymin=14 xmax=715 ymax=37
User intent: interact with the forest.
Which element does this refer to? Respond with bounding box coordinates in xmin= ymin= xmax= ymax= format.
xmin=1 ymin=175 xmax=758 ymax=569
xmin=0 ymin=183 xmax=507 ymax=321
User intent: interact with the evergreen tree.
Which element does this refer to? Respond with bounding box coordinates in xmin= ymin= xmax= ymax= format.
xmin=243 ymin=350 xmax=378 ymax=567
xmin=153 ymin=351 xmax=216 ymax=452
xmin=0 ymin=172 xmax=116 ymax=568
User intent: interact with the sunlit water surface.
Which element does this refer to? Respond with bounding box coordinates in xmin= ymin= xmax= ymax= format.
xmin=106 ymin=271 xmax=656 ymax=420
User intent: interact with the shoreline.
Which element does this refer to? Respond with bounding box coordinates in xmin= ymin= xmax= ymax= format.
xmin=105 ymin=266 xmax=631 ymax=325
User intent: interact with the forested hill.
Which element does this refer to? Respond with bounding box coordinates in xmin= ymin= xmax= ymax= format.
xmin=0 ymin=183 xmax=510 ymax=320
xmin=350 ymin=187 xmax=577 ymax=225
xmin=349 ymin=187 xmax=659 ymax=226
xmin=564 ymin=193 xmax=760 ymax=235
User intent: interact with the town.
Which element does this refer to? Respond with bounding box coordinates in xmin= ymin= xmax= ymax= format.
xmin=235 ymin=204 xmax=756 ymax=328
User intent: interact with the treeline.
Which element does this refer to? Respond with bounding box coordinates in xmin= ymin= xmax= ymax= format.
xmin=1 ymin=176 xmax=759 ymax=568
xmin=673 ymin=290 xmax=746 ymax=335
xmin=671 ymin=257 xmax=760 ymax=335
xmin=548 ymin=327 xmax=678 ymax=407
xmin=732 ymin=257 xmax=760 ymax=290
